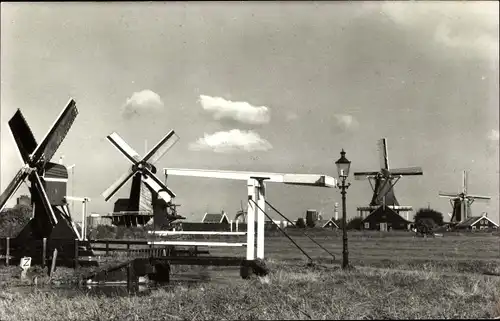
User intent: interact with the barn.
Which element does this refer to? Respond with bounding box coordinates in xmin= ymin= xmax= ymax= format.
xmin=202 ymin=212 xmax=230 ymax=224
xmin=454 ymin=214 xmax=499 ymax=231
xmin=361 ymin=206 xmax=411 ymax=231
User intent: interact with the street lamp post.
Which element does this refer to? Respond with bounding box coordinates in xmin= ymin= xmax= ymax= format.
xmin=335 ymin=149 xmax=351 ymax=270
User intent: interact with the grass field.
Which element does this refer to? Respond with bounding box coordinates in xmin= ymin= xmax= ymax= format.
xmin=0 ymin=231 xmax=499 ymax=320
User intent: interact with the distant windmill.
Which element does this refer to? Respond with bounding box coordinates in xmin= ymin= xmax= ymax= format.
xmin=439 ymin=170 xmax=491 ymax=223
xmin=235 ymin=200 xmax=247 ymax=223
xmin=355 ymin=138 xmax=423 ymax=207
xmin=354 ymin=138 xmax=423 ymax=221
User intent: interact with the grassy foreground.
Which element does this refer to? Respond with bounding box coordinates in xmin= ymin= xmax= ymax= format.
xmin=0 ymin=260 xmax=499 ymax=320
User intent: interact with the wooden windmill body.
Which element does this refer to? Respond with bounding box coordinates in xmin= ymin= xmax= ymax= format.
xmin=439 ymin=170 xmax=491 ymax=224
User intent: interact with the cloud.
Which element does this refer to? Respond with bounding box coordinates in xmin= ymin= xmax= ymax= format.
xmin=199 ymin=95 xmax=271 ymax=125
xmin=122 ymin=90 xmax=164 ymax=119
xmin=380 ymin=2 xmax=499 ymax=60
xmin=488 ymin=129 xmax=499 ymax=141
xmin=334 ymin=114 xmax=359 ymax=130
xmin=189 ymin=129 xmax=273 ymax=153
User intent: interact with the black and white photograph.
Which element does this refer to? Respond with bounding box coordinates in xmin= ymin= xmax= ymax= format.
xmin=0 ymin=1 xmax=499 ymax=320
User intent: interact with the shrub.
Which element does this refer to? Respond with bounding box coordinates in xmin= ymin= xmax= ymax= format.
xmin=0 ymin=204 xmax=33 ymax=237
xmin=296 ymin=218 xmax=306 ymax=228
xmin=347 ymin=217 xmax=363 ymax=230
xmin=414 ymin=208 xmax=444 ymax=226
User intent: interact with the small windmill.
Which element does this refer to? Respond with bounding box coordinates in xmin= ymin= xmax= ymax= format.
xmin=102 ymin=131 xmax=181 ymax=227
xmin=439 ymin=170 xmax=491 ymax=223
xmin=354 ymin=138 xmax=423 ymax=221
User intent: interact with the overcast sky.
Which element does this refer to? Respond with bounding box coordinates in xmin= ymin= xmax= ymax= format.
xmin=1 ymin=2 xmax=498 ymax=223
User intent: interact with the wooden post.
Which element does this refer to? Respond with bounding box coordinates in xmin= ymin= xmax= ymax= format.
xmin=127 ymin=262 xmax=136 ymax=293
xmin=105 ymin=241 xmax=109 ymax=256
xmin=127 ymin=243 xmax=130 ymax=257
xmin=6 ymin=237 xmax=10 ymax=266
xmin=49 ymin=248 xmax=58 ymax=277
xmin=42 ymin=238 xmax=47 ymax=268
xmin=74 ymin=239 xmax=79 ymax=269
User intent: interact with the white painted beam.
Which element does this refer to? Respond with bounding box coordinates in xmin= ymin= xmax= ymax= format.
xmin=164 ymin=168 xmax=336 ymax=187
xmin=65 ymin=196 xmax=91 ymax=202
xmin=148 ymin=231 xmax=247 ymax=236
xmin=148 ymin=241 xmax=246 ymax=247
xmin=283 ymin=174 xmax=336 ymax=187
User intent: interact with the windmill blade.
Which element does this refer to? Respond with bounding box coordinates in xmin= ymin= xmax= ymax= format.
xmin=141 ymin=130 xmax=180 ymax=164
xmin=467 ymin=195 xmax=491 ymax=200
xmin=32 ymin=171 xmax=58 ymax=226
xmin=106 ymin=132 xmax=141 ymax=164
xmin=353 ymin=171 xmax=379 ymax=180
xmin=142 ymin=168 xmax=176 ymax=202
xmin=0 ymin=167 xmax=30 ymax=212
xmin=102 ymin=168 xmax=136 ymax=202
xmin=8 ymin=110 xmax=38 ymax=164
xmin=438 ymin=192 xmax=459 ymax=198
xmin=390 ymin=167 xmax=423 ymax=176
xmin=462 ymin=170 xmax=467 ymax=195
xmin=31 ymin=99 xmax=78 ymax=165
xmin=377 ymin=138 xmax=389 ymax=171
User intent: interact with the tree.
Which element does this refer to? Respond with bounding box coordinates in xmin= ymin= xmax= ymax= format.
xmin=414 ymin=208 xmax=444 ymax=226
xmin=296 ymin=217 xmax=306 ymax=228
xmin=0 ymin=204 xmax=33 ymax=237
xmin=347 ymin=217 xmax=363 ymax=230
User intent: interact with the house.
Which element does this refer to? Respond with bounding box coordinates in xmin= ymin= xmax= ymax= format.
xmin=202 ymin=211 xmax=230 ymax=224
xmin=454 ymin=213 xmax=499 ymax=231
xmin=362 ymin=206 xmax=411 ymax=231
xmin=317 ymin=219 xmax=339 ymax=229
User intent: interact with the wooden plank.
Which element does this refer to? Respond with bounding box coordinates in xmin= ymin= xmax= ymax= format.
xmin=149 ymin=241 xmax=246 ymax=247
xmin=90 ymin=239 xmax=150 ymax=245
xmin=283 ymin=174 xmax=336 ymax=187
xmin=164 ymin=168 xmax=336 ymax=188
xmin=151 ymin=231 xmax=247 ymax=236
xmin=151 ymin=256 xmax=245 ymax=266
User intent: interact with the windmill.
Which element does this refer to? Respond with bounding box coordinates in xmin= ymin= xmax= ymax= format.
xmin=354 ymin=138 xmax=423 ymax=224
xmin=102 ymin=131 xmax=183 ymax=228
xmin=439 ymin=170 xmax=491 ymax=223
xmin=0 ymin=99 xmax=94 ymax=264
xmin=235 ymin=200 xmax=247 ymax=223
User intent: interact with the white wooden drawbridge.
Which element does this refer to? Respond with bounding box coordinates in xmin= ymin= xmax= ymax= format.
xmin=149 ymin=168 xmax=337 ymax=261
